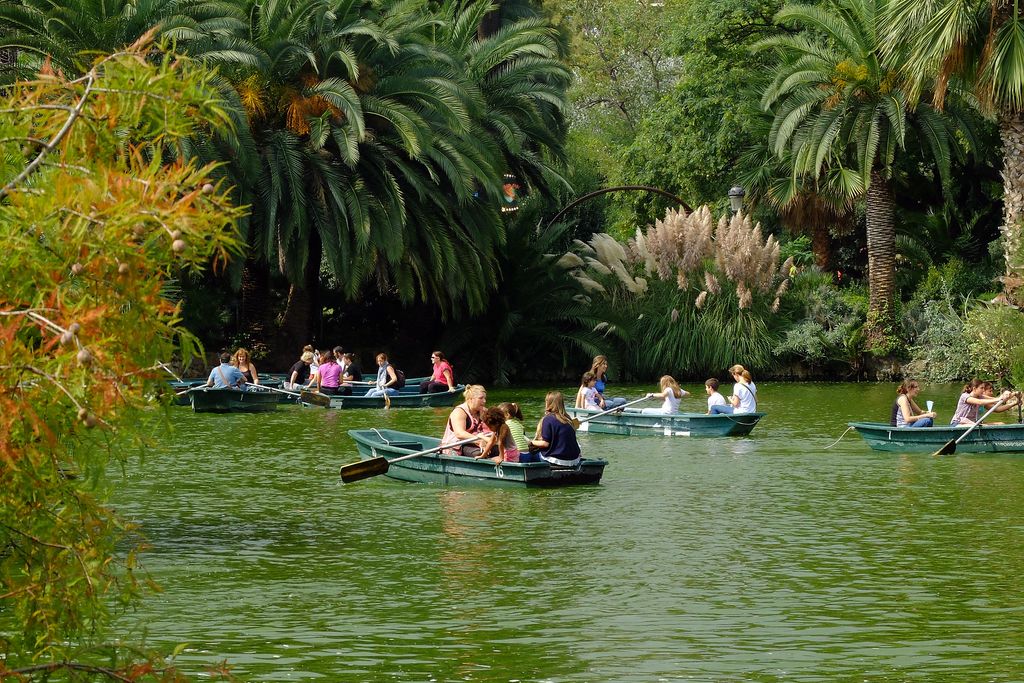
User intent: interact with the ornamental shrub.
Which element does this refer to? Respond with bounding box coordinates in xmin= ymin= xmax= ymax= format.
xmin=0 ymin=46 xmax=241 ymax=678
xmin=963 ymin=305 xmax=1024 ymax=383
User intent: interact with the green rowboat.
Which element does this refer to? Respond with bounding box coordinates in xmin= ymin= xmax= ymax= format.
xmin=849 ymin=421 xmax=1024 ymax=453
xmin=303 ymin=385 xmax=464 ymax=409
xmin=567 ymin=407 xmax=765 ymax=437
xmin=189 ymin=386 xmax=280 ymax=413
xmin=347 ymin=428 xmax=607 ymax=487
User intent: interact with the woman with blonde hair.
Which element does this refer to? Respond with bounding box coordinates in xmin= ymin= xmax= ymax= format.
xmin=710 ymin=364 xmax=757 ymax=414
xmin=528 ymin=391 xmax=581 ymax=466
xmin=441 ymin=384 xmax=490 ymax=457
xmin=642 ymin=375 xmax=688 ymax=415
xmin=231 ymin=348 xmax=259 ymax=385
xmin=287 ymin=350 xmax=314 ymax=391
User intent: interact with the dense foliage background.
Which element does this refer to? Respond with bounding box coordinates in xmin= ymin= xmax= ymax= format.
xmin=3 ymin=0 xmax=1019 ymax=387
xmin=5 ymin=0 xmax=1024 ymax=676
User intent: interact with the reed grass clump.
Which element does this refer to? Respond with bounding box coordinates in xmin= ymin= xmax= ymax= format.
xmin=559 ymin=206 xmax=793 ymax=375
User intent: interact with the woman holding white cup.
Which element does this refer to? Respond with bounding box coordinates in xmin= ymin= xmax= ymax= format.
xmin=890 ymin=380 xmax=936 ymax=428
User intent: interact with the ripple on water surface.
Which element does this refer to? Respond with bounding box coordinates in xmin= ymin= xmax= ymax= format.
xmin=113 ymin=383 xmax=1024 ymax=681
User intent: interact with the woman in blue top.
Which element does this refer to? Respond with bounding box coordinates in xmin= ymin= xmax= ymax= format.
xmin=528 ymin=391 xmax=581 ymax=467
xmin=590 ymin=355 xmax=627 ymax=409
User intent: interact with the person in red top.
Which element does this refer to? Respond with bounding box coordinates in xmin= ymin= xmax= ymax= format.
xmin=419 ymin=350 xmax=456 ymax=394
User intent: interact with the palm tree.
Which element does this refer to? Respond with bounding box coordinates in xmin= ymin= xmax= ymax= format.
xmin=0 ymin=0 xmax=235 ymax=79
xmin=738 ymin=113 xmax=862 ymax=271
xmin=757 ymin=0 xmax=980 ymax=346
xmin=191 ymin=0 xmax=511 ymax=349
xmin=1 ymin=0 xmax=573 ymax=355
xmin=436 ymin=0 xmax=571 ymax=197
xmin=884 ymin=0 xmax=1024 ymax=296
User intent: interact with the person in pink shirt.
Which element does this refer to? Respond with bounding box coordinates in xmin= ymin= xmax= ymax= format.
xmin=312 ymin=348 xmax=342 ymax=395
xmin=419 ymin=350 xmax=456 ymax=393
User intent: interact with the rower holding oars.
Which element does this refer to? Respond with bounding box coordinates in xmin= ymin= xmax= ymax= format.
xmin=950 ymin=379 xmax=1012 ymax=427
xmin=440 ymin=385 xmax=490 ymax=457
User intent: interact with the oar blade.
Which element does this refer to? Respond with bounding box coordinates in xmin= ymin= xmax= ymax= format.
xmin=301 ymin=390 xmax=332 ymax=408
xmin=340 ymin=457 xmax=389 ymax=483
xmin=932 ymin=439 xmax=956 ymax=456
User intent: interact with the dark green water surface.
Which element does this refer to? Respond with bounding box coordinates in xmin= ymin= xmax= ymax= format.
xmin=114 ymin=382 xmax=1024 ymax=681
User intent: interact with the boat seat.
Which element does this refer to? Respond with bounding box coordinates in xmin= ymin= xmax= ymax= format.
xmin=388 ymin=441 xmax=425 ymax=451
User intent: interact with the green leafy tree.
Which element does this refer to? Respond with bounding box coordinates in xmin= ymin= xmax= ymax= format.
xmin=616 ymin=0 xmax=785 ymax=225
xmin=757 ymin=0 xmax=979 ymax=349
xmin=884 ymin=0 xmax=1024 ymax=296
xmin=0 ymin=45 xmax=241 ymax=677
xmin=2 ymin=0 xmax=574 ymax=358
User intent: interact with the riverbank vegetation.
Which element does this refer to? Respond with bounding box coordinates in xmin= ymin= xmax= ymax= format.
xmin=3 ymin=0 xmax=1021 ymax=387
xmin=0 ymin=44 xmax=240 ymax=677
xmin=4 ymin=0 xmax=1024 ymax=675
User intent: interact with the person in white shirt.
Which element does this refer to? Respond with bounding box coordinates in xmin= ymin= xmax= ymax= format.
xmin=642 ymin=375 xmax=688 ymax=414
xmin=709 ymin=364 xmax=758 ymax=414
xmin=705 ymin=377 xmax=727 ymax=414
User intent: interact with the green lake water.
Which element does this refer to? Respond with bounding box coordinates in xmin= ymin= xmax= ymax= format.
xmin=112 ymin=382 xmax=1024 ymax=681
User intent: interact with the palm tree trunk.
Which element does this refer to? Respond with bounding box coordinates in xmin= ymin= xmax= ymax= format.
xmin=864 ymin=169 xmax=896 ymax=349
xmin=999 ymin=110 xmax=1024 ymax=301
xmin=811 ymin=223 xmax=831 ymax=271
xmin=477 ymin=1 xmax=502 ymax=39
xmin=276 ymin=229 xmax=322 ymax=364
xmin=239 ymin=258 xmax=272 ymax=347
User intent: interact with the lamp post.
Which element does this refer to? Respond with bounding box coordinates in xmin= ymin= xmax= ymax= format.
xmin=728 ymin=185 xmax=745 ymax=214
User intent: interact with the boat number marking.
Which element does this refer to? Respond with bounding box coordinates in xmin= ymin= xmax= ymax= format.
xmin=578 ymin=422 xmax=589 ymax=432
xmin=495 ymin=464 xmax=504 ymax=478
xmin=663 ymin=428 xmax=691 ymax=436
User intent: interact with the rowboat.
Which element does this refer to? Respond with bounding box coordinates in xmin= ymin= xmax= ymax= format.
xmin=849 ymin=421 xmax=1024 ymax=453
xmin=567 ymin=407 xmax=765 ymax=437
xmin=168 ymin=379 xmax=206 ymax=405
xmin=188 ymin=386 xmax=280 ymax=413
xmin=301 ymin=385 xmax=464 ymax=409
xmin=347 ymin=428 xmax=607 ymax=487
xmin=170 ymin=378 xmax=295 ymax=405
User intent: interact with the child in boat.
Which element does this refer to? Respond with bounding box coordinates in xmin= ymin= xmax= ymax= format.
xmin=575 ymin=371 xmax=604 ymax=410
xmin=950 ymin=379 xmax=1011 ymax=426
xmin=498 ymin=402 xmax=531 ymax=454
xmin=642 ymin=375 xmax=688 ymax=414
xmin=476 ymin=406 xmax=520 ymax=463
xmin=705 ymin=378 xmax=727 ymax=414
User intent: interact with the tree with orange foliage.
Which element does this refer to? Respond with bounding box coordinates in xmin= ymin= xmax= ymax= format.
xmin=0 ymin=42 xmax=242 ymax=679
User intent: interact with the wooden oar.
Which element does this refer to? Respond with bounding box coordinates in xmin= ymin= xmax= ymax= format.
xmin=158 ymin=362 xmax=182 ymax=382
xmin=572 ymin=395 xmax=652 ymax=428
xmin=383 ymin=390 xmax=391 ymax=409
xmin=299 ymin=389 xmax=333 ymax=408
xmin=933 ymin=396 xmax=1007 ymax=456
xmin=340 ymin=435 xmax=480 ymax=483
xmin=255 ymin=384 xmax=306 ymax=402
